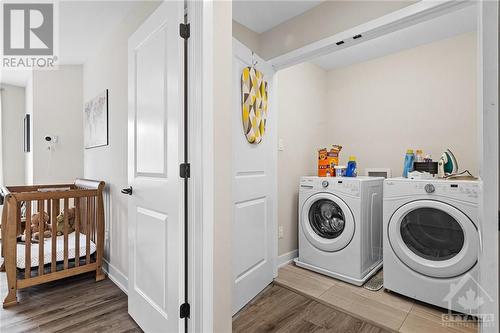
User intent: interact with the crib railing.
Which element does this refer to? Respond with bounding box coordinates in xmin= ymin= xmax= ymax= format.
xmin=0 ymin=179 xmax=105 ymax=307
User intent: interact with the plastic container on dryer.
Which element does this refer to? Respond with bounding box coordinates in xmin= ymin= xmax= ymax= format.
xmin=402 ymin=149 xmax=415 ymax=178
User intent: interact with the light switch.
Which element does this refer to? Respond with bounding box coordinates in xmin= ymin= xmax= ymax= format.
xmin=278 ymin=138 xmax=285 ymax=151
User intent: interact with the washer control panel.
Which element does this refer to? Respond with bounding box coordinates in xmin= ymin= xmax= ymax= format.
xmin=300 ymin=177 xmax=361 ymax=197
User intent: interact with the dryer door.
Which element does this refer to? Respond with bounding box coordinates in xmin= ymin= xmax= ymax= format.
xmin=388 ymin=200 xmax=478 ymax=278
xmin=301 ymin=192 xmax=355 ymax=252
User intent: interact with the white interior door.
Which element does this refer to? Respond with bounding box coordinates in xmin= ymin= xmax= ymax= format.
xmin=232 ymin=39 xmax=276 ymax=314
xmin=127 ymin=2 xmax=184 ymax=332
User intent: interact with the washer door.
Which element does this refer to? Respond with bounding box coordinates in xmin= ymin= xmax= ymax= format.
xmin=301 ymin=192 xmax=355 ymax=252
xmin=388 ymin=200 xmax=478 ymax=278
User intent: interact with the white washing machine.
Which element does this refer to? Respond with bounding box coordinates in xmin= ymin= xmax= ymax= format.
xmin=383 ymin=178 xmax=481 ymax=314
xmin=295 ymin=176 xmax=384 ymax=286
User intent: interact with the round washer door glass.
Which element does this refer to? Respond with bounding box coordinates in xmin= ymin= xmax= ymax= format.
xmin=301 ymin=193 xmax=355 ymax=252
xmin=308 ymin=199 xmax=345 ymax=239
xmin=400 ymin=208 xmax=464 ymax=261
xmin=388 ymin=200 xmax=478 ymax=278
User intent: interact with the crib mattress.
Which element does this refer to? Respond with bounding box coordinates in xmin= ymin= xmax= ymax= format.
xmin=16 ymin=233 xmax=96 ymax=269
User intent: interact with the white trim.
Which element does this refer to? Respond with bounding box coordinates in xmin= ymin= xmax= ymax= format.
xmin=103 ymin=259 xmax=128 ymax=295
xmin=200 ymin=2 xmax=214 ymax=332
xmin=276 ymin=249 xmax=298 ymax=270
xmin=477 ymin=1 xmax=499 ymax=332
xmin=294 ymin=258 xmax=382 ymax=286
xmin=268 ymin=0 xmax=472 ymax=70
xmin=272 ymin=75 xmax=279 ymax=278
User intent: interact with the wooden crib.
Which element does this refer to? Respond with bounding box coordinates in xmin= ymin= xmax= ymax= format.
xmin=0 ymin=179 xmax=105 ymax=307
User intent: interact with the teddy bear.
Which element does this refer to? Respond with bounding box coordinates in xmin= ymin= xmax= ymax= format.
xmin=22 ymin=212 xmax=51 ymax=242
xmin=56 ymin=208 xmax=76 ymax=236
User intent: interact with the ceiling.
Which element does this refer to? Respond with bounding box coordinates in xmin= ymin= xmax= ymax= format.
xmin=1 ymin=1 xmax=142 ymax=87
xmin=233 ymin=0 xmax=323 ymax=34
xmin=59 ymin=1 xmax=142 ymax=64
xmin=311 ymin=3 xmax=477 ymax=71
xmin=0 ymin=70 xmax=32 ymax=87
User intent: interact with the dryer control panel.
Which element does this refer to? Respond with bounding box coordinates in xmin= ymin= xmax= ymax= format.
xmin=384 ymin=178 xmax=480 ymax=203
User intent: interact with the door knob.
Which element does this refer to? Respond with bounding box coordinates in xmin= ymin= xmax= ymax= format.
xmin=121 ymin=186 xmax=133 ymax=195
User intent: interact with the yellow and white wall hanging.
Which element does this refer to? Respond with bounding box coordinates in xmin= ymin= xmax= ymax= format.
xmin=241 ymin=66 xmax=269 ymax=144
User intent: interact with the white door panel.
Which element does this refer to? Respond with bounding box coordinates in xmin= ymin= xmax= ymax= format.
xmin=127 ymin=2 xmax=183 ymax=332
xmin=232 ymin=39 xmax=276 ymax=314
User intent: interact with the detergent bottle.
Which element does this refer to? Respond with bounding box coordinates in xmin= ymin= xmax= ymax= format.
xmin=402 ymin=149 xmax=415 ymax=178
xmin=345 ymin=156 xmax=357 ymax=177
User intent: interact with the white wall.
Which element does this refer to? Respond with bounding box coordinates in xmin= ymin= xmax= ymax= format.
xmin=325 ymin=32 xmax=477 ymax=177
xmin=1 ymin=84 xmax=25 ymax=185
xmin=276 ymin=62 xmax=328 ymax=256
xmin=30 ymin=66 xmax=84 ymax=184
xmin=232 ymin=20 xmax=260 ymax=54
xmin=82 ymin=1 xmax=160 ymax=288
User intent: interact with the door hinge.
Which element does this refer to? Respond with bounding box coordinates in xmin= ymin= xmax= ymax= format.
xmin=179 ymin=23 xmax=190 ymax=39
xmin=180 ymin=163 xmax=190 ymax=179
xmin=180 ymin=302 xmax=190 ymax=319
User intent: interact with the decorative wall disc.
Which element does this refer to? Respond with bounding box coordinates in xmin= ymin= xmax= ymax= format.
xmin=241 ymin=66 xmax=268 ymax=144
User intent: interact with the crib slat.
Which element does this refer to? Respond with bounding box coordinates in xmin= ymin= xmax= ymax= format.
xmin=86 ymin=197 xmax=91 ymax=264
xmin=75 ymin=198 xmax=80 ymax=267
xmin=63 ymin=198 xmax=69 ymax=269
xmin=25 ymin=201 xmax=32 ymax=279
xmin=91 ymin=197 xmax=95 ymax=243
xmin=51 ymin=199 xmax=57 ymax=272
xmin=17 ymin=203 xmax=22 ymax=236
xmin=38 ymin=200 xmax=44 ymax=276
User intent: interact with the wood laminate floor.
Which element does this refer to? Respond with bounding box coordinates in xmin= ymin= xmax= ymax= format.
xmin=0 ymin=265 xmax=481 ymax=333
xmin=0 ymin=272 xmax=141 ymax=333
xmin=233 ymin=284 xmax=390 ymax=333
xmin=275 ymin=264 xmax=479 ymax=333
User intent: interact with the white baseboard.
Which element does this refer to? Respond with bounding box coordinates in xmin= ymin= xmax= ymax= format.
xmin=277 ymin=249 xmax=298 ymax=269
xmin=103 ymin=259 xmax=128 ymax=295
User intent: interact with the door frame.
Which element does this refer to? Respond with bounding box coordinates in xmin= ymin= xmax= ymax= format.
xmin=188 ymin=1 xmax=215 ymax=332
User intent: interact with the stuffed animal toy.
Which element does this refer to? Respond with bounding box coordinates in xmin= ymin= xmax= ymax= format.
xmin=56 ymin=208 xmax=76 ymax=236
xmin=22 ymin=212 xmax=51 ymax=242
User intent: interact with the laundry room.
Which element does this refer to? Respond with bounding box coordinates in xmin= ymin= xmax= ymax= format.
xmin=232 ymin=1 xmax=489 ymax=332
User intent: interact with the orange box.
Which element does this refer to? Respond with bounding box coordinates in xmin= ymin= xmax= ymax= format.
xmin=318 ymin=148 xmax=329 ymax=177
xmin=327 ymin=145 xmax=342 ymax=176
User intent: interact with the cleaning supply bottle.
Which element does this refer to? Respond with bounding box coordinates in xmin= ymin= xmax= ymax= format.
xmin=345 ymin=156 xmax=357 ymax=177
xmin=403 ymin=149 xmax=415 ymax=178
xmin=415 ymin=149 xmax=424 ymax=162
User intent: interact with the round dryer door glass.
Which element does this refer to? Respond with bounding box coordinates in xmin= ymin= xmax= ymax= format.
xmin=308 ymin=199 xmax=345 ymax=239
xmin=400 ymin=207 xmax=464 ymax=261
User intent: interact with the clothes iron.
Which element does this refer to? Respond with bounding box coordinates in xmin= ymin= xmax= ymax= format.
xmin=437 ymin=149 xmax=458 ymax=178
